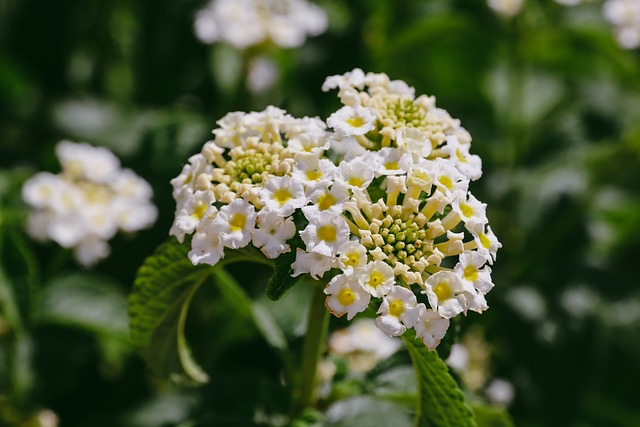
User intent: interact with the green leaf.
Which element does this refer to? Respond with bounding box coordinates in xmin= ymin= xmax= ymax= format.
xmin=129 ymin=239 xmax=212 ymax=385
xmin=265 ymin=237 xmax=303 ymax=301
xmin=129 ymin=238 xmax=273 ymax=384
xmin=324 ymin=396 xmax=413 ymax=427
xmin=40 ymin=273 xmax=129 ymax=340
xmin=212 ymin=268 xmax=287 ymax=350
xmin=402 ymin=330 xmax=477 ymax=427
xmin=472 ymin=404 xmax=515 ymax=427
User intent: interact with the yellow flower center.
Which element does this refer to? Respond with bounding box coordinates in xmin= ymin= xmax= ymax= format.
xmin=348 ymin=177 xmax=365 ymax=187
xmin=273 ymin=188 xmax=292 ymax=206
xmin=463 ymin=265 xmax=478 ymax=282
xmin=479 ymin=232 xmax=491 ymax=249
xmin=389 ymin=299 xmax=404 ymax=317
xmin=455 ymin=149 xmax=467 ymax=163
xmin=193 ymin=203 xmax=208 ymax=220
xmin=344 ymin=252 xmax=360 ymax=268
xmin=306 ymin=170 xmax=322 ymax=181
xmin=317 ymin=225 xmax=337 ymax=242
xmin=384 ymin=161 xmax=399 ymax=170
xmin=368 ymin=270 xmax=385 ymax=288
xmin=439 ymin=175 xmax=454 ymax=190
xmin=229 ymin=213 xmax=246 ymax=231
xmin=460 ymin=203 xmax=474 ymax=218
xmin=337 ymin=288 xmax=356 ymax=306
xmin=317 ymin=193 xmax=336 ymax=211
xmin=347 ymin=116 xmax=365 ymax=128
xmin=433 ymin=282 xmax=452 ymax=302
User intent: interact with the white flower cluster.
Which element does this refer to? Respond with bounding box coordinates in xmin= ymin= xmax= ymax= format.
xmin=171 ymin=70 xmax=501 ymax=350
xmin=487 ymin=0 xmax=524 ymax=17
xmin=603 ymin=0 xmax=640 ymax=49
xmin=327 ymin=318 xmax=402 ymax=374
xmin=194 ymin=0 xmax=328 ymax=49
xmin=22 ymin=141 xmax=157 ymax=266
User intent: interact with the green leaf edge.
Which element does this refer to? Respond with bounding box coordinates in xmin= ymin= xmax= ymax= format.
xmin=402 ymin=330 xmax=477 ymax=427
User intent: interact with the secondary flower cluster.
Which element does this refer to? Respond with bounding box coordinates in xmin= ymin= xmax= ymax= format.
xmin=603 ymin=0 xmax=640 ymax=49
xmin=23 ymin=141 xmax=157 ymax=266
xmin=170 ymin=70 xmax=501 ymax=350
xmin=194 ymin=0 xmax=328 ymax=49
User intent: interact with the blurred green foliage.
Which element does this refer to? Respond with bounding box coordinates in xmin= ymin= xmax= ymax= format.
xmin=2 ymin=0 xmax=640 ymax=426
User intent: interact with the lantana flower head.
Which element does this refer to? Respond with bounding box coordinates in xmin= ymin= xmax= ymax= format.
xmin=171 ymin=70 xmax=501 ymax=351
xmin=22 ymin=140 xmax=157 ymax=266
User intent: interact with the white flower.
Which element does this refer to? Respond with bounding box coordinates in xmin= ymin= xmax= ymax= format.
xmin=487 ymin=0 xmax=524 ymax=17
xmin=82 ymin=205 xmax=118 ymax=240
xmin=252 ymin=211 xmax=296 ymax=258
xmin=413 ymin=304 xmax=450 ymax=351
xmin=454 ymin=251 xmax=494 ymax=295
xmin=423 ymin=271 xmax=469 ymax=319
xmin=22 ymin=141 xmax=157 ymax=267
xmin=374 ymin=148 xmax=412 ymax=176
xmin=603 ymin=0 xmax=640 ymax=49
xmin=375 ymin=286 xmax=419 ymax=337
xmin=451 ymin=191 xmax=488 ymax=234
xmin=246 ymin=56 xmax=279 ymax=94
xmin=395 ymin=128 xmax=431 ymax=158
xmin=193 ymin=0 xmax=328 ymax=49
xmin=291 ymin=153 xmax=337 ymax=193
xmin=300 ymin=211 xmax=349 ymax=256
xmin=328 ymin=318 xmax=402 ymax=372
xmin=324 ymin=274 xmax=371 ymax=320
xmin=188 ymin=209 xmax=225 ymax=266
xmin=432 ymin=158 xmax=469 ymax=197
xmin=114 ymin=199 xmax=158 ymax=233
xmin=212 ymin=198 xmax=256 ymax=249
xmin=322 ymin=68 xmax=366 ymax=92
xmin=74 ymin=235 xmax=110 ymax=267
xmin=356 ymin=260 xmax=395 ymax=298
xmin=327 ymin=105 xmax=377 ymax=136
xmin=337 ymin=240 xmax=368 ymax=273
xmin=472 ymin=225 xmax=502 ymax=264
xmin=56 ymin=140 xmax=120 ymax=183
xmin=302 ymin=180 xmax=349 ymax=218
xmin=291 ymin=248 xmax=335 ymax=279
xmin=259 ymin=175 xmax=306 ymax=216
xmin=22 ymin=173 xmax=65 ymax=209
xmin=170 ymin=190 xmax=216 ymax=243
xmin=485 ymin=379 xmax=516 ymax=407
xmin=339 ymin=158 xmax=375 ymax=190
xmin=441 ymin=136 xmax=482 ymax=181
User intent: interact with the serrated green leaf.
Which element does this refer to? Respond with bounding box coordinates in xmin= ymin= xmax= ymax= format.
xmin=129 ymin=239 xmax=273 ymax=384
xmin=472 ymin=404 xmax=515 ymax=427
xmin=403 ymin=330 xmax=476 ymax=427
xmin=129 ymin=239 xmax=211 ymax=385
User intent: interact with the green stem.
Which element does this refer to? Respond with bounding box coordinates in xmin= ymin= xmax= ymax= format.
xmin=295 ymin=282 xmax=329 ymax=414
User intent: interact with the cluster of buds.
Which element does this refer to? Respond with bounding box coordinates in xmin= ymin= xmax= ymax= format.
xmin=170 ymin=70 xmax=501 ymax=350
xmin=22 ymin=141 xmax=157 ymax=266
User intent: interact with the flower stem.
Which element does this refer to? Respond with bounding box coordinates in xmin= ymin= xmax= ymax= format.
xmin=295 ymin=281 xmax=329 ymax=414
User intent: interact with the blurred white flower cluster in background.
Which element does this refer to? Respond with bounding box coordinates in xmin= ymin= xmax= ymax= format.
xmin=193 ymin=0 xmax=328 ymax=95
xmin=22 ymin=141 xmax=157 ymax=266
xmin=170 ymin=69 xmax=501 ymax=350
xmin=194 ymin=0 xmax=328 ymax=49
xmin=603 ymin=0 xmax=640 ymax=49
xmin=487 ymin=0 xmax=640 ymax=50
